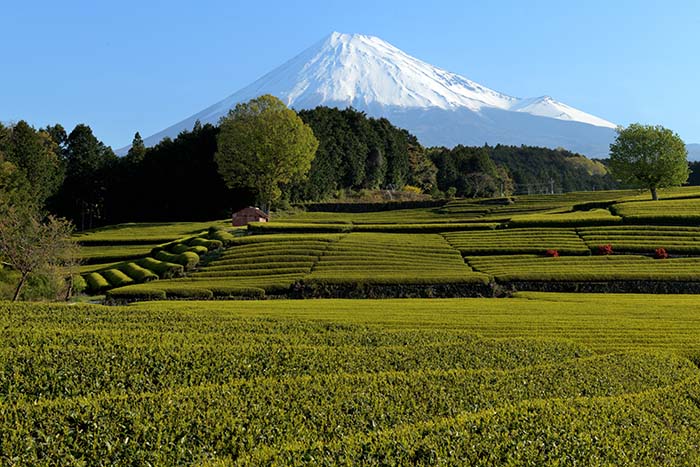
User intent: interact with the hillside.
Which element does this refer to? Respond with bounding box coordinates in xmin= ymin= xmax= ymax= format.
xmin=69 ymin=186 xmax=700 ymax=301
xmin=6 ymin=188 xmax=700 ymax=465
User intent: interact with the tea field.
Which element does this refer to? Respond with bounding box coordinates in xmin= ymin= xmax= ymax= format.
xmin=67 ymin=186 xmax=700 ymax=300
xmin=1 ymin=294 xmax=699 ymax=465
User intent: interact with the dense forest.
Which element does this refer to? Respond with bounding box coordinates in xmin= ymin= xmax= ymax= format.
xmin=0 ymin=107 xmax=650 ymax=230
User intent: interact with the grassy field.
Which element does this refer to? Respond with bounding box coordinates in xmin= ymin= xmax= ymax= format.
xmin=1 ymin=294 xmax=699 ymax=465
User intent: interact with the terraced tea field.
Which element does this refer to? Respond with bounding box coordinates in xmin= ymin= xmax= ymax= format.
xmin=68 ymin=186 xmax=700 ymax=300
xmin=1 ymin=295 xmax=699 ymax=465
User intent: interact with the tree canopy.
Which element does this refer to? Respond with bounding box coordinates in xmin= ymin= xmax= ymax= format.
xmin=215 ymin=95 xmax=319 ymax=211
xmin=609 ymin=124 xmax=689 ymax=200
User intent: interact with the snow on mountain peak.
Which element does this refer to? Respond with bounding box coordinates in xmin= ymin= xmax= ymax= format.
xmin=274 ymin=31 xmax=517 ymax=111
xmin=508 ymin=95 xmax=617 ymax=129
xmin=130 ymin=32 xmax=618 ymax=153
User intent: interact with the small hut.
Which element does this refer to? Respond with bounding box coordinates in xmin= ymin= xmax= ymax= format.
xmin=232 ymin=207 xmax=269 ymax=226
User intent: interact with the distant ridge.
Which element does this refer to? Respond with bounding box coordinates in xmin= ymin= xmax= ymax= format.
xmin=126 ymin=32 xmax=624 ymax=156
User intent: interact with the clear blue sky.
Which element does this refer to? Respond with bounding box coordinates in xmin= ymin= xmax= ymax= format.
xmin=2 ymin=0 xmax=699 ymax=149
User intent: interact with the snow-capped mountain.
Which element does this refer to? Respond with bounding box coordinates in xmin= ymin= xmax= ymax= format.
xmin=128 ymin=32 xmax=619 ymax=156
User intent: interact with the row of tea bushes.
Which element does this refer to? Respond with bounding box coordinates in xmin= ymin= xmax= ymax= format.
xmin=467 ymin=254 xmax=700 ymax=282
xmin=578 ymin=225 xmax=700 ymax=255
xmin=1 ymin=299 xmax=698 ymax=465
xmin=237 ymin=374 xmax=700 ymax=466
xmin=444 ymin=228 xmax=589 ymax=255
xmin=308 ymin=233 xmax=488 ymax=285
xmin=613 ymin=197 xmax=700 ymax=224
xmin=107 ymin=235 xmax=344 ymax=299
xmin=82 ymin=228 xmax=231 ymax=293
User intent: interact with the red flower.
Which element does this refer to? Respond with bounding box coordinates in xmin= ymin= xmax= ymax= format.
xmin=597 ymin=244 xmax=613 ymax=255
xmin=654 ymin=247 xmax=668 ymax=259
xmin=545 ymin=249 xmax=559 ymax=257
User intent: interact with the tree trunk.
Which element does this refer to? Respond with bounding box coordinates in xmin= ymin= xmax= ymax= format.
xmin=64 ymin=275 xmax=74 ymax=301
xmin=651 ymin=187 xmax=659 ymax=201
xmin=12 ymin=272 xmax=29 ymax=302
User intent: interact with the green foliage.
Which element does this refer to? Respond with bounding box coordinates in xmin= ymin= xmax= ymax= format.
xmin=52 ymin=124 xmax=117 ymax=230
xmin=100 ymin=268 xmax=135 ymax=288
xmin=578 ymin=225 xmax=700 ymax=254
xmin=170 ymin=243 xmax=208 ymax=255
xmin=154 ymin=250 xmax=200 ymax=270
xmin=215 ymin=95 xmax=319 ymax=211
xmin=136 ymin=257 xmax=184 ymax=279
xmin=207 ymin=229 xmax=237 ymax=245
xmin=84 ymin=272 xmax=110 ymax=292
xmin=125 ymin=131 xmax=146 ymax=162
xmin=609 ymin=123 xmax=689 ymax=200
xmin=507 ymin=208 xmax=622 ymax=227
xmin=612 ymin=197 xmax=700 ymax=224
xmin=1 ymin=297 xmax=700 ymax=465
xmin=488 ymin=144 xmax=617 ymax=194
xmin=430 ymin=145 xmax=509 ymax=198
xmin=445 ymin=228 xmax=590 ymax=255
xmin=3 ymin=120 xmax=64 ymax=207
xmin=117 ymin=262 xmax=159 ymax=282
xmin=106 ymin=287 xmax=167 ymax=301
xmin=72 ymin=273 xmax=87 ymax=293
xmin=188 ymin=237 xmax=223 ymax=250
xmin=467 ymin=254 xmax=700 ymax=281
xmin=0 ymin=209 xmax=79 ymax=300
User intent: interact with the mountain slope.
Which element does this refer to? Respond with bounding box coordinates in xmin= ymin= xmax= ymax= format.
xmin=130 ymin=32 xmax=618 ymax=156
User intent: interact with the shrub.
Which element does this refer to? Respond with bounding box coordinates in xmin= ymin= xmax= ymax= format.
xmin=101 ymin=269 xmax=135 ymax=288
xmin=154 ymin=250 xmax=200 ymax=270
xmin=118 ymin=262 xmax=159 ymax=282
xmin=596 ymin=244 xmax=613 ymax=255
xmin=136 ymin=258 xmax=185 ymax=279
xmin=106 ymin=287 xmax=167 ymax=302
xmin=545 ymin=249 xmax=559 ymax=257
xmin=654 ymin=248 xmax=669 ymax=259
xmin=188 ymin=238 xmax=223 ymax=250
xmin=72 ymin=274 xmax=87 ymax=294
xmin=163 ymin=287 xmax=214 ymax=299
xmin=209 ymin=286 xmax=266 ymax=298
xmin=170 ymin=244 xmax=208 ymax=255
xmin=208 ymin=230 xmax=236 ymax=246
xmin=84 ymin=272 xmax=110 ymax=293
xmin=402 ymin=184 xmax=423 ymax=194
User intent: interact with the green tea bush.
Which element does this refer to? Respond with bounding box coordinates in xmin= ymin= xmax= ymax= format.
xmin=188 ymin=237 xmax=223 ymax=250
xmin=154 ymin=250 xmax=200 ymax=270
xmin=84 ymin=272 xmax=110 ymax=292
xmin=209 ymin=286 xmax=266 ymax=298
xmin=117 ymin=262 xmax=159 ymax=282
xmin=106 ymin=287 xmax=167 ymax=302
xmin=136 ymin=257 xmax=184 ymax=279
xmin=72 ymin=274 xmax=87 ymax=293
xmin=208 ymin=229 xmax=236 ymax=245
xmin=163 ymin=287 xmax=214 ymax=299
xmin=100 ymin=268 xmax=135 ymax=288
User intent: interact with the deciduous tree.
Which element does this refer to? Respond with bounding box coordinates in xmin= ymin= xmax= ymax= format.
xmin=215 ymin=95 xmax=319 ymax=212
xmin=0 ymin=208 xmax=78 ymax=301
xmin=609 ymin=124 xmax=689 ymax=200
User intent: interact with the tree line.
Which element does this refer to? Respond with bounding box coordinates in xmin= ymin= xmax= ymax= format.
xmin=2 ymin=107 xmax=625 ymax=231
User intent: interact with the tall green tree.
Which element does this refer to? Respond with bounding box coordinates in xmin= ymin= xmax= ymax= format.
xmin=126 ymin=131 xmax=147 ymax=162
xmin=4 ymin=121 xmax=63 ymax=207
xmin=55 ymin=124 xmax=117 ymax=229
xmin=215 ymin=95 xmax=319 ymax=212
xmin=609 ymin=124 xmax=689 ymax=200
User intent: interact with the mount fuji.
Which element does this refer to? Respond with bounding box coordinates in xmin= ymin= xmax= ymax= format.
xmin=129 ymin=32 xmax=619 ymax=156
